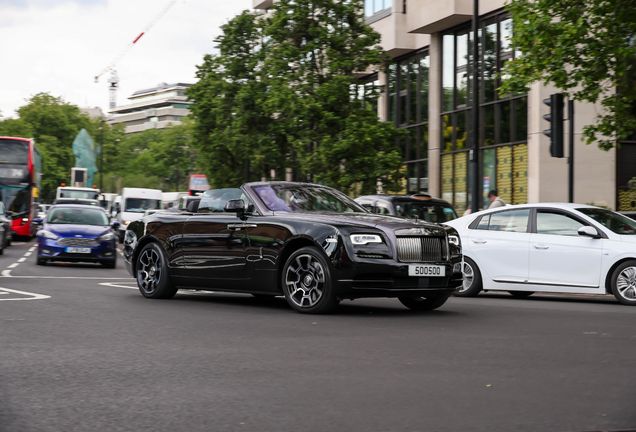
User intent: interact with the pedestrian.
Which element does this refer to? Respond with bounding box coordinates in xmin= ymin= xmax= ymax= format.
xmin=487 ymin=190 xmax=506 ymax=209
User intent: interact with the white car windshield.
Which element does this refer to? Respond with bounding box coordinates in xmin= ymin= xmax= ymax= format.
xmin=577 ymin=208 xmax=636 ymax=235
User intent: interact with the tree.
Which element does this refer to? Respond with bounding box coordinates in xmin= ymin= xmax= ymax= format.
xmin=500 ymin=0 xmax=636 ymax=150
xmin=188 ymin=1 xmax=404 ymax=193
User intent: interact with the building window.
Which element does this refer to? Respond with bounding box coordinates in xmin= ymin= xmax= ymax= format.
xmin=353 ymin=74 xmax=380 ymax=115
xmin=441 ymin=12 xmax=528 ymax=212
xmin=387 ymin=49 xmax=429 ymax=194
xmin=365 ymin=0 xmax=392 ymax=17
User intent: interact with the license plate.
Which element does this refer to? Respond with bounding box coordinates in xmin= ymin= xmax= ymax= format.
xmin=66 ymin=247 xmax=91 ymax=254
xmin=408 ymin=264 xmax=445 ymax=277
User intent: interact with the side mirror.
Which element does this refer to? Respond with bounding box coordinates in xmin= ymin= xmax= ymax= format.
xmin=224 ymin=199 xmax=247 ymax=220
xmin=578 ymin=226 xmax=601 ymax=239
xmin=33 ymin=218 xmax=43 ymax=225
xmin=6 ymin=210 xmax=12 ymax=216
xmin=112 ymin=221 xmax=121 ymax=229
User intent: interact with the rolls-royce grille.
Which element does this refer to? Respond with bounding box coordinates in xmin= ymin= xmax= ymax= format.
xmin=58 ymin=238 xmax=99 ymax=247
xmin=396 ymin=237 xmax=446 ymax=263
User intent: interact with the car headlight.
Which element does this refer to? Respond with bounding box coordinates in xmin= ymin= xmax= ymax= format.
xmin=350 ymin=234 xmax=382 ymax=245
xmin=38 ymin=230 xmax=59 ymax=240
xmin=98 ymin=232 xmax=115 ymax=241
xmin=448 ymin=235 xmax=460 ymax=247
xmin=124 ymin=220 xmax=130 ymax=225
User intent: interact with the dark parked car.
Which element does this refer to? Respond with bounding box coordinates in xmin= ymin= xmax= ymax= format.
xmin=123 ymin=182 xmax=463 ymax=314
xmin=0 ymin=201 xmax=11 ymax=253
xmin=35 ymin=204 xmax=119 ymax=267
xmin=355 ymin=194 xmax=458 ymax=223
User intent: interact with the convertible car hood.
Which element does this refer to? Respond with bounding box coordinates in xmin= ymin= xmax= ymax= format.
xmin=273 ymin=212 xmax=447 ymax=235
xmin=46 ymin=224 xmax=110 ymax=237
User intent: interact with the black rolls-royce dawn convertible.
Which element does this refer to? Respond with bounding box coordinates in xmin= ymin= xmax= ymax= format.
xmin=123 ymin=182 xmax=463 ymax=314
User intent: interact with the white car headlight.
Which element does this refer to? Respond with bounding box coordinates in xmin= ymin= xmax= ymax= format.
xmin=448 ymin=235 xmax=460 ymax=247
xmin=350 ymin=234 xmax=382 ymax=245
xmin=98 ymin=232 xmax=115 ymax=241
xmin=38 ymin=230 xmax=59 ymax=240
xmin=124 ymin=220 xmax=131 ymax=225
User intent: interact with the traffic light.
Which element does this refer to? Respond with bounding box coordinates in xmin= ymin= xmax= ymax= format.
xmin=542 ymin=93 xmax=564 ymax=158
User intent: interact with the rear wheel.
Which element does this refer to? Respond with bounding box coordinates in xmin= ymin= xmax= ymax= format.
xmin=453 ymin=257 xmax=482 ymax=297
xmin=509 ymin=291 xmax=534 ymax=299
xmin=136 ymin=243 xmax=177 ymax=299
xmin=610 ymin=260 xmax=636 ymax=306
xmin=398 ymin=294 xmax=451 ymax=311
xmin=282 ymin=246 xmax=339 ymax=314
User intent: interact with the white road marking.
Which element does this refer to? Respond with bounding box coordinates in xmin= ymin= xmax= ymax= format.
xmin=7 ymin=263 xmax=19 ymax=269
xmin=0 ymin=287 xmax=50 ymax=301
xmin=17 ymin=258 xmax=26 ymax=263
xmin=24 ymin=252 xmax=31 ymax=257
xmin=2 ymin=270 xmax=11 ymax=277
xmin=5 ymin=276 xmax=133 ymax=279
xmin=99 ymin=282 xmax=138 ymax=290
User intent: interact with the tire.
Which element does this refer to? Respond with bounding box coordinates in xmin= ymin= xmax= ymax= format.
xmin=282 ymin=246 xmax=339 ymax=314
xmin=453 ymin=257 xmax=482 ymax=297
xmin=509 ymin=291 xmax=534 ymax=299
xmin=398 ymin=293 xmax=451 ymax=311
xmin=102 ymin=256 xmax=117 ymax=269
xmin=36 ymin=257 xmax=47 ymax=266
xmin=118 ymin=230 xmax=125 ymax=244
xmin=136 ymin=243 xmax=177 ymax=299
xmin=610 ymin=260 xmax=636 ymax=306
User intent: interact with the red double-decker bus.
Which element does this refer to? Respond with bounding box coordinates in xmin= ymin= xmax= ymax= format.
xmin=0 ymin=137 xmax=42 ymax=239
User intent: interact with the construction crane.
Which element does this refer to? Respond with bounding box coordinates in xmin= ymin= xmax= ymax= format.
xmin=95 ymin=0 xmax=178 ymax=110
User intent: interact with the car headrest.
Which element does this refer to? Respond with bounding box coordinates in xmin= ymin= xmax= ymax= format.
xmin=186 ymin=200 xmax=200 ymax=213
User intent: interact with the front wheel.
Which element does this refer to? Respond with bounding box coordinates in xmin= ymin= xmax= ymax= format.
xmin=136 ymin=243 xmax=177 ymax=299
xmin=509 ymin=291 xmax=534 ymax=299
xmin=282 ymin=246 xmax=339 ymax=314
xmin=398 ymin=294 xmax=451 ymax=311
xmin=453 ymin=257 xmax=482 ymax=297
xmin=610 ymin=260 xmax=636 ymax=306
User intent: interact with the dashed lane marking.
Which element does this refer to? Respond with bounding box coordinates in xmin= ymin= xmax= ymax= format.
xmin=0 ymin=287 xmax=50 ymax=301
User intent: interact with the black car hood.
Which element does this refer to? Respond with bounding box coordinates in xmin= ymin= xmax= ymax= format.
xmin=272 ymin=211 xmax=446 ymax=235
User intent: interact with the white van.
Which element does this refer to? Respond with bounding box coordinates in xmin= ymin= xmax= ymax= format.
xmin=161 ymin=192 xmax=187 ymax=209
xmin=117 ymin=188 xmax=162 ymax=242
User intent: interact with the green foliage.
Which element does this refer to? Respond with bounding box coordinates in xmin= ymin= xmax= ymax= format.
xmin=501 ymin=0 xmax=636 ymax=150
xmin=187 ymin=0 xmax=404 ymax=192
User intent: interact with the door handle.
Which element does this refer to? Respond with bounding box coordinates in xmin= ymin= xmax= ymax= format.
xmin=227 ymin=223 xmax=257 ymax=230
xmin=472 ymin=239 xmax=487 ymax=244
xmin=533 ymin=244 xmax=549 ymax=249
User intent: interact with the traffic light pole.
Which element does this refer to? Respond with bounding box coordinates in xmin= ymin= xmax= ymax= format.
xmin=568 ymin=99 xmax=574 ymax=203
xmin=470 ymin=0 xmax=480 ymax=214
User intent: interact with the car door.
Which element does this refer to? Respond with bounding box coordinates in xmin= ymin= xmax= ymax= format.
xmin=527 ymin=209 xmax=604 ymax=291
xmin=466 ymin=208 xmax=531 ymax=287
xmin=180 ymin=212 xmax=255 ymax=289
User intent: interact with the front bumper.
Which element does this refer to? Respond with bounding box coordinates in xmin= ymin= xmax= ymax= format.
xmin=38 ymin=237 xmax=117 ymax=263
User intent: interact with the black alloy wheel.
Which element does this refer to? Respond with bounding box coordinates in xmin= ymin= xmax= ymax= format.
xmin=282 ymin=246 xmax=339 ymax=314
xmin=398 ymin=294 xmax=451 ymax=311
xmin=136 ymin=243 xmax=177 ymax=299
xmin=610 ymin=260 xmax=636 ymax=306
xmin=453 ymin=257 xmax=482 ymax=297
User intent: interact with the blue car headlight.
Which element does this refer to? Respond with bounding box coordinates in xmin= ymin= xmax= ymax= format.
xmin=38 ymin=230 xmax=59 ymax=240
xmin=98 ymin=232 xmax=115 ymax=242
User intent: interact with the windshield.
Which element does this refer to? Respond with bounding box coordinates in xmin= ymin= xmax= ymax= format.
xmin=58 ymin=189 xmax=100 ymax=200
xmin=577 ymin=207 xmax=636 ymax=235
xmin=395 ymin=200 xmax=457 ymax=222
xmin=124 ymin=198 xmax=161 ymax=213
xmin=200 ymin=188 xmax=249 ymax=212
xmin=47 ymin=208 xmax=109 ymax=225
xmin=0 ymin=186 xmax=30 ymax=218
xmin=55 ymin=199 xmax=98 ymax=206
xmin=254 ymin=185 xmax=366 ymax=213
xmin=0 ymin=139 xmax=28 ymax=165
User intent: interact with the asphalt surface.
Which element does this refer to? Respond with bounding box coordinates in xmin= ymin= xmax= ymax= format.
xmin=0 ymin=238 xmax=635 ymax=432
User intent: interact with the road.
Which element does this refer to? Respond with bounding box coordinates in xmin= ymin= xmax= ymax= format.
xmin=1 ymin=239 xmax=635 ymax=432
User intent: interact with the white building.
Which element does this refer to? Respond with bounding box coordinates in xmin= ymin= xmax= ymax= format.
xmin=108 ymin=83 xmax=192 ymax=134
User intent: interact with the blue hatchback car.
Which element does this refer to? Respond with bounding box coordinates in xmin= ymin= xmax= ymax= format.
xmin=35 ymin=205 xmax=119 ymax=268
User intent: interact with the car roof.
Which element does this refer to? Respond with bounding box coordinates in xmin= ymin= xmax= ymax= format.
xmin=49 ymin=204 xmax=107 ymax=211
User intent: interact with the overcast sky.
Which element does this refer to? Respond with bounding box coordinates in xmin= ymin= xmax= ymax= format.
xmin=0 ymin=0 xmax=253 ymax=119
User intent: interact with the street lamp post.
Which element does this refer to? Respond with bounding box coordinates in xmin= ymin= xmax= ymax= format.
xmin=470 ymin=0 xmax=480 ymax=213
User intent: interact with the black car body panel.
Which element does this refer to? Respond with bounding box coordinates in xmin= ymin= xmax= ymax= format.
xmin=124 ymin=182 xmax=463 ymax=302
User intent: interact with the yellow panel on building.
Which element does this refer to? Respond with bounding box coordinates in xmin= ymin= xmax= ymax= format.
xmin=496 ymin=146 xmax=513 ymax=204
xmin=454 ymin=152 xmax=467 ymax=212
xmin=441 ymin=154 xmax=453 ymax=203
xmin=512 ymin=144 xmax=528 ymax=205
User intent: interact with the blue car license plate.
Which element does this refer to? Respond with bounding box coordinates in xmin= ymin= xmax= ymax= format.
xmin=66 ymin=247 xmax=91 ymax=254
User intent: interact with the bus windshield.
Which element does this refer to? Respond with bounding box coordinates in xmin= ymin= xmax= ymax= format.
xmin=0 ymin=186 xmax=30 ymax=217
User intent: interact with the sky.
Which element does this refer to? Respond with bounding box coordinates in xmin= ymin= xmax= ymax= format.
xmin=0 ymin=0 xmax=254 ymax=119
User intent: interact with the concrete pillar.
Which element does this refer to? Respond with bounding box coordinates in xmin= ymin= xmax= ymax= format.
xmin=428 ymin=32 xmax=442 ymax=198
